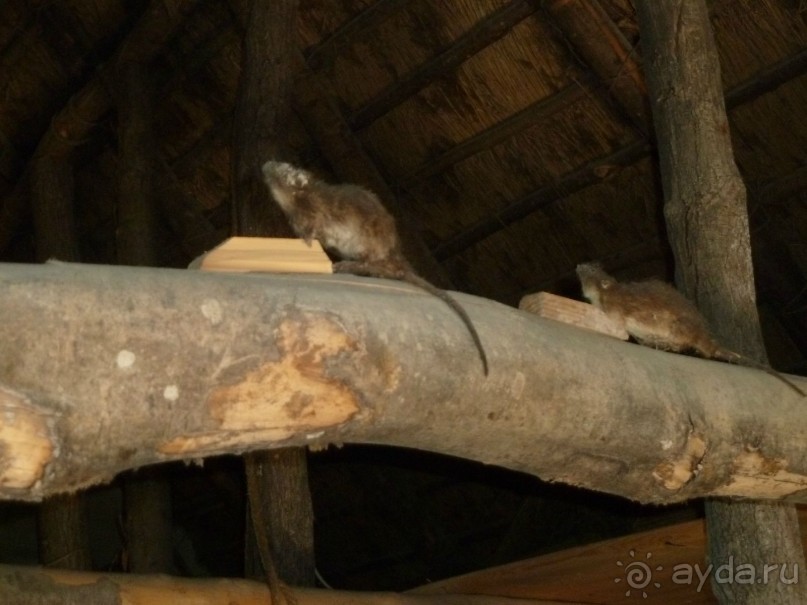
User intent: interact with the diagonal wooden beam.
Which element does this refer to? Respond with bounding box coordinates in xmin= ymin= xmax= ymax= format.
xmin=304 ymin=0 xmax=407 ymax=70
xmin=348 ymin=0 xmax=539 ymax=130
xmin=545 ymin=0 xmax=649 ymax=131
xmin=432 ymin=139 xmax=651 ymax=260
xmin=396 ymin=74 xmax=597 ymax=189
xmin=430 ymin=48 xmax=807 ymax=260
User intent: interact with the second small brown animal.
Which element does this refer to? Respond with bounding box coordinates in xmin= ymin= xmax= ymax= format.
xmin=262 ymin=160 xmax=488 ymax=375
xmin=575 ymin=262 xmax=805 ymax=396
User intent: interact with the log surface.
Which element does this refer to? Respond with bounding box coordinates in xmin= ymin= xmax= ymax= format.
xmin=0 ymin=262 xmax=805 ymax=503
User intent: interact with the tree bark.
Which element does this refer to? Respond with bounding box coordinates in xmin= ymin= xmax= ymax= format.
xmin=230 ymin=0 xmax=297 ymax=237
xmin=122 ymin=474 xmax=174 ymax=574
xmin=37 ymin=494 xmax=92 ymax=571
xmin=114 ymin=61 xmax=174 ymax=574
xmin=30 ymin=156 xmax=79 ymax=263
xmin=229 ymin=0 xmax=315 ymax=592
xmin=29 ymin=122 xmax=89 ymax=573
xmin=1 ymin=262 xmax=806 ymax=504
xmin=116 ymin=62 xmax=157 ymax=267
xmin=635 ymin=1 xmax=807 ymax=602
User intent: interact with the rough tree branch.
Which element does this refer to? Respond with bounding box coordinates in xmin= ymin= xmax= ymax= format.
xmin=0 ymin=261 xmax=805 ymax=503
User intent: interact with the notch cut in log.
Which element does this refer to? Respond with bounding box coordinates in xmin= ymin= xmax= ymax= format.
xmin=0 ymin=261 xmax=806 ymax=503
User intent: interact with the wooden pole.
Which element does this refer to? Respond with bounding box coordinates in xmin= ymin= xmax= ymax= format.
xmin=229 ymin=0 xmax=315 ymax=594
xmin=113 ymin=60 xmax=174 ymax=574
xmin=29 ymin=119 xmax=90 ymax=573
xmin=634 ymin=1 xmax=807 ymax=602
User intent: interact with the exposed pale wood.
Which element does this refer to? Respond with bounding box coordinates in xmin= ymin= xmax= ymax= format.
xmin=348 ymin=0 xmax=539 ymax=130
xmin=194 ymin=237 xmax=332 ymax=274
xmin=1 ymin=262 xmax=807 ymax=504
xmin=0 ymin=565 xmax=574 ymax=605
xmin=519 ymin=292 xmax=629 ymax=340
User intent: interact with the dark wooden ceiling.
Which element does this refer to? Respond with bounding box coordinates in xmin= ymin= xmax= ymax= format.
xmin=0 ymin=0 xmax=805 ymax=591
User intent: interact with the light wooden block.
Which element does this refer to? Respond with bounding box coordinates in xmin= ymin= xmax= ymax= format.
xmin=190 ymin=237 xmax=333 ymax=274
xmin=519 ymin=291 xmax=629 ymax=340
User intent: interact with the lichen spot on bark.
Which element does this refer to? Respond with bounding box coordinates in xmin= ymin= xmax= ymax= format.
xmin=0 ymin=387 xmax=54 ymax=489
xmin=116 ymin=350 xmax=136 ymax=369
xmin=207 ymin=314 xmax=360 ymax=440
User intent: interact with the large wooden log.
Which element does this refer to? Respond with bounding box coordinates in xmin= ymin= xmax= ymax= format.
xmin=0 ymin=261 xmax=805 ymax=504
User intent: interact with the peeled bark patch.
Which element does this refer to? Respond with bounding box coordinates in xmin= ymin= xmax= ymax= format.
xmin=0 ymin=387 xmax=54 ymax=491
xmin=162 ymin=314 xmax=362 ymax=455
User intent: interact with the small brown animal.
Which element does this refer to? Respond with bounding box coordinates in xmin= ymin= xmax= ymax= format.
xmin=575 ymin=262 xmax=805 ymax=396
xmin=262 ymin=160 xmax=488 ymax=375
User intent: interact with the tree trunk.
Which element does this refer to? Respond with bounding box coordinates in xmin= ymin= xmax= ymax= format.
xmin=29 ymin=123 xmax=90 ymax=573
xmin=37 ymin=494 xmax=92 ymax=570
xmin=115 ymin=61 xmax=174 ymax=574
xmin=635 ymin=1 xmax=807 ymax=602
xmin=116 ymin=62 xmax=157 ymax=267
xmin=230 ymin=0 xmax=315 ymax=593
xmin=230 ymin=0 xmax=296 ymax=237
xmin=30 ymin=156 xmax=79 ymax=263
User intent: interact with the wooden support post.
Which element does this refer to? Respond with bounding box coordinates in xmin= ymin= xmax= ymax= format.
xmin=113 ymin=60 xmax=175 ymax=575
xmin=635 ymin=1 xmax=807 ymax=602
xmin=30 ymin=156 xmax=79 ymax=263
xmin=116 ymin=62 xmax=158 ymax=267
xmin=230 ymin=0 xmax=316 ymax=595
xmin=29 ymin=96 xmax=89 ymax=574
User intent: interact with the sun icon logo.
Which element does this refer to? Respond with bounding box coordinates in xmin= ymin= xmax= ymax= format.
xmin=615 ymin=550 xmax=663 ymax=598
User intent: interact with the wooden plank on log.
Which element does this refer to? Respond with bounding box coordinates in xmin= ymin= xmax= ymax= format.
xmin=519 ymin=292 xmax=629 ymax=340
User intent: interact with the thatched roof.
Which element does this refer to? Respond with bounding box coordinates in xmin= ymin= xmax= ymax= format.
xmin=1 ymin=0 xmax=806 ymax=592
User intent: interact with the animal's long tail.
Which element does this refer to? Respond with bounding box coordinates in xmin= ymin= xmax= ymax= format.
xmin=334 ymin=260 xmax=489 ymax=375
xmin=714 ymin=349 xmax=805 ymax=397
